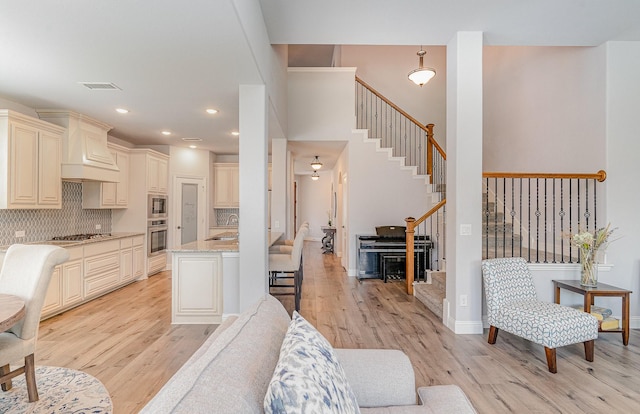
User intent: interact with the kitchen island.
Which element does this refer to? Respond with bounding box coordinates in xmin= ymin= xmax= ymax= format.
xmin=170 ymin=232 xmax=282 ymax=324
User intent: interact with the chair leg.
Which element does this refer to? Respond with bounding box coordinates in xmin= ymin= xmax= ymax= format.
xmin=0 ymin=364 xmax=12 ymax=391
xmin=24 ymin=354 xmax=39 ymax=402
xmin=294 ymin=270 xmax=301 ymax=312
xmin=584 ymin=340 xmax=595 ymax=362
xmin=488 ymin=326 xmax=499 ymax=344
xmin=544 ymin=347 xmax=557 ymax=374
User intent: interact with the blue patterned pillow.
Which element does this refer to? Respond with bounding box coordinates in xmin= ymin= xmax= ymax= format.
xmin=264 ymin=311 xmax=360 ymax=414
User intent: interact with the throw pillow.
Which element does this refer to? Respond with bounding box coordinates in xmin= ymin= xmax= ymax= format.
xmin=264 ymin=311 xmax=360 ymax=414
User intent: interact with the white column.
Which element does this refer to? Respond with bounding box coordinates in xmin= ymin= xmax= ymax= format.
xmin=239 ymin=84 xmax=269 ymax=311
xmin=444 ymin=32 xmax=484 ymax=334
xmin=271 ymin=138 xmax=287 ymax=235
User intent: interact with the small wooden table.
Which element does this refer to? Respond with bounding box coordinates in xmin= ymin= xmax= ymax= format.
xmin=0 ymin=293 xmax=26 ymax=332
xmin=553 ymin=279 xmax=632 ymax=346
xmin=321 ymin=226 xmax=336 ymax=254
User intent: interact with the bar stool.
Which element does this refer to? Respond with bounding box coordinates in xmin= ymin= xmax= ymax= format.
xmin=268 ymin=227 xmax=308 ymax=311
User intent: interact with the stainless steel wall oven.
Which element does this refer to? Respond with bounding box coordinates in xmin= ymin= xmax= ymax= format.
xmin=148 ymin=219 xmax=168 ymax=256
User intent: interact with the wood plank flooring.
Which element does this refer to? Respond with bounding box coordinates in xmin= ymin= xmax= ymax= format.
xmin=30 ymin=241 xmax=640 ymax=413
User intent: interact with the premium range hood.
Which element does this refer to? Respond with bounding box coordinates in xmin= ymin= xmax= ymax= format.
xmin=36 ymin=109 xmax=119 ymax=182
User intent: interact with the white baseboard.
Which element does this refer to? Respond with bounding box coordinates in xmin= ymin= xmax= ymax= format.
xmin=443 ymin=298 xmax=483 ymax=334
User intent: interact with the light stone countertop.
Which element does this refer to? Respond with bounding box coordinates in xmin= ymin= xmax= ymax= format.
xmin=0 ymin=232 xmax=145 ymax=252
xmin=171 ymin=231 xmax=283 ymax=253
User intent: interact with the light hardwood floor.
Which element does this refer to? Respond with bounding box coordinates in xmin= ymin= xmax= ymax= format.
xmin=34 ymin=241 xmax=640 ymax=413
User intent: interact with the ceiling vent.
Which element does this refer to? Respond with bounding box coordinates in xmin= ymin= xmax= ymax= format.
xmin=182 ymin=137 xmax=203 ymax=142
xmin=78 ymin=82 xmax=121 ymax=90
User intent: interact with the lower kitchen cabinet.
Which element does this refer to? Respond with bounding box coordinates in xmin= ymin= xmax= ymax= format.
xmin=40 ymin=235 xmax=144 ymax=320
xmin=148 ymin=253 xmax=167 ymax=276
xmin=171 ymin=252 xmax=223 ymax=324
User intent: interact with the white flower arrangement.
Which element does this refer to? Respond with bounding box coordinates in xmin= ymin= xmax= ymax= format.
xmin=570 ymin=223 xmax=617 ymax=285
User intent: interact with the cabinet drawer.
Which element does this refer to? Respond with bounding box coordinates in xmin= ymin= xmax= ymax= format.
xmin=84 ymin=239 xmax=119 ymax=257
xmin=84 ymin=251 xmax=119 ymax=277
xmin=84 ymin=269 xmax=120 ymax=298
xmin=120 ymin=237 xmax=133 ymax=249
xmin=132 ymin=236 xmax=144 ymax=247
xmin=66 ymin=246 xmax=83 ymax=261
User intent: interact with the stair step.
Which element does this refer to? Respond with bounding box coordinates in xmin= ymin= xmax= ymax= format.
xmin=414 ymin=282 xmax=444 ymax=319
xmin=427 ymin=271 xmax=446 ymax=291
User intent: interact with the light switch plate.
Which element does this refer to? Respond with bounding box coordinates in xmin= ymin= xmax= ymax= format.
xmin=15 ymin=230 xmax=25 ymax=238
xmin=460 ymin=224 xmax=472 ymax=236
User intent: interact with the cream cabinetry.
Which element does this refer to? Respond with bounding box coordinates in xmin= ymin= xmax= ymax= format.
xmin=41 ymin=236 xmax=144 ymax=320
xmin=171 ymin=252 xmax=223 ymax=324
xmin=42 ymin=246 xmax=83 ymax=318
xmin=82 ymin=143 xmax=130 ymax=208
xmin=0 ymin=110 xmax=64 ymax=209
xmin=148 ymin=253 xmax=167 ymax=276
xmin=148 ymin=154 xmax=169 ymax=194
xmin=120 ymin=236 xmax=144 ymax=283
xmin=213 ymin=163 xmax=239 ymax=207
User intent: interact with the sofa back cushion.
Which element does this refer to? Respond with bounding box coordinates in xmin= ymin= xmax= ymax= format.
xmin=141 ymin=294 xmax=291 ymax=414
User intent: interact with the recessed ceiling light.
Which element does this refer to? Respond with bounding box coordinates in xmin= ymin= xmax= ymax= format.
xmin=162 ymin=131 xmax=172 ymax=136
xmin=206 ymin=109 xmax=218 ymax=114
xmin=231 ymin=131 xmax=240 ymax=136
xmin=115 ymin=108 xmax=129 ymax=114
xmin=189 ymin=145 xmax=197 ymax=149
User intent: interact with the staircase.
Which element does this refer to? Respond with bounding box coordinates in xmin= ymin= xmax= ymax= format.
xmin=413 ymin=271 xmax=446 ymax=319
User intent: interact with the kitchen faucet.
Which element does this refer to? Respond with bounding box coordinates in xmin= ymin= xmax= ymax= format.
xmin=226 ymin=213 xmax=239 ymax=226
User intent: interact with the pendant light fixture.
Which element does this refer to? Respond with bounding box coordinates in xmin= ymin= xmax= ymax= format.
xmin=311 ymin=170 xmax=320 ymax=181
xmin=408 ymin=47 xmax=436 ymax=87
xmin=310 ymin=155 xmax=323 ymax=170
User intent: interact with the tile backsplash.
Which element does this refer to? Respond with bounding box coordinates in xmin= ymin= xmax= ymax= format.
xmin=214 ymin=208 xmax=239 ymax=227
xmin=0 ymin=182 xmax=111 ymax=245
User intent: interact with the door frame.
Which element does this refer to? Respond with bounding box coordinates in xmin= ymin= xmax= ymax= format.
xmin=173 ymin=176 xmax=207 ymax=248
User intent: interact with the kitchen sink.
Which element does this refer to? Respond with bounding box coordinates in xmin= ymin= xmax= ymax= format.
xmin=205 ymin=233 xmax=238 ymax=241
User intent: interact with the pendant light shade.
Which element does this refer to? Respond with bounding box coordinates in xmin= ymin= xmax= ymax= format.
xmin=311 ymin=170 xmax=320 ymax=181
xmin=310 ymin=156 xmax=323 ymax=170
xmin=408 ymin=49 xmax=436 ymax=87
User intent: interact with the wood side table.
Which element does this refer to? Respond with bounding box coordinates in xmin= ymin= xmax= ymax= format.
xmin=0 ymin=293 xmax=26 ymax=332
xmin=553 ymin=279 xmax=632 ymax=346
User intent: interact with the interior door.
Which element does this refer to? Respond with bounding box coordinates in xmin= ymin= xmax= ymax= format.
xmin=174 ymin=177 xmax=206 ymax=247
xmin=181 ymin=183 xmax=198 ymax=244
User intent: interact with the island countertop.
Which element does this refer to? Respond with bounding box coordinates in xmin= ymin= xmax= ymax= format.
xmin=171 ymin=231 xmax=283 ymax=253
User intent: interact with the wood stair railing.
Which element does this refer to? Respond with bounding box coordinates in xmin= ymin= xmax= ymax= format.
xmin=405 ymin=198 xmax=446 ymax=295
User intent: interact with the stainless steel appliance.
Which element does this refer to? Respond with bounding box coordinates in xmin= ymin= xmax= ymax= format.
xmin=148 ymin=219 xmax=168 ymax=256
xmin=356 ymin=226 xmax=432 ymax=281
xmin=148 ymin=194 xmax=168 ymax=218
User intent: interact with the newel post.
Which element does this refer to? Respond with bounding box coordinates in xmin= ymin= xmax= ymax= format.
xmin=426 ymin=124 xmax=434 ymax=184
xmin=405 ymin=217 xmax=416 ymax=295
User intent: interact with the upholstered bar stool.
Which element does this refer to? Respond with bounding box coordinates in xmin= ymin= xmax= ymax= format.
xmin=269 ymin=227 xmax=308 ymax=311
xmin=273 ymin=222 xmax=308 ymax=247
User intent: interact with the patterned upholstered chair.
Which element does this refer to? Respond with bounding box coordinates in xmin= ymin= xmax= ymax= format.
xmin=481 ymin=257 xmax=599 ymax=373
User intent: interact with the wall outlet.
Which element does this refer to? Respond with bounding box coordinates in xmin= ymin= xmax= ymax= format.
xmin=460 ymin=224 xmax=472 ymax=236
xmin=460 ymin=294 xmax=468 ymax=307
xmin=95 ymin=224 xmax=102 ymax=230
xmin=274 ymin=220 xmax=280 ymax=228
xmin=15 ymin=230 xmax=25 ymax=238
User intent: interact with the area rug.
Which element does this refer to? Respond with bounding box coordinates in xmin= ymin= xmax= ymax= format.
xmin=0 ymin=366 xmax=112 ymax=414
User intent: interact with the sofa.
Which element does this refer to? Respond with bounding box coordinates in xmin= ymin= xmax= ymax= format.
xmin=141 ymin=295 xmax=476 ymax=413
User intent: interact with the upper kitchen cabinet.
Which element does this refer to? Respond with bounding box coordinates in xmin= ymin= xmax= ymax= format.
xmin=0 ymin=110 xmax=65 ymax=209
xmin=82 ymin=143 xmax=130 ymax=208
xmin=147 ymin=153 xmax=169 ymax=194
xmin=213 ymin=163 xmax=239 ymax=207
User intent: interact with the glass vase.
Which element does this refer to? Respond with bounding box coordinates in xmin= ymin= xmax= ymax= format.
xmin=580 ymin=259 xmax=598 ymax=287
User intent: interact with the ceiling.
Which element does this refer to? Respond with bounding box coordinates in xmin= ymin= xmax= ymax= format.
xmin=1 ymin=0 xmax=640 ymax=165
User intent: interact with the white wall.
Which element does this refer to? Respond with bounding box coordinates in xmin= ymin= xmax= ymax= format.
xmin=340 ymin=45 xmax=447 ymax=145
xmin=483 ymin=46 xmax=606 ymax=172
xmin=297 ymin=172 xmax=332 ymax=241
xmin=167 ymin=146 xmax=211 ymax=254
xmin=287 ymin=68 xmax=356 ymax=141
xmin=604 ymin=41 xmax=640 ymax=327
xmin=347 ymin=130 xmax=432 ymax=275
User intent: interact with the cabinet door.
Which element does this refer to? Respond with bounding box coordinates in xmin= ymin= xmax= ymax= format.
xmin=133 ymin=245 xmax=145 ymax=278
xmin=213 ymin=166 xmax=230 ymax=206
xmin=121 ymin=248 xmax=134 ymax=282
xmin=230 ymin=166 xmax=239 ymax=205
xmin=62 ymin=260 xmax=83 ymax=306
xmin=42 ymin=266 xmax=62 ymax=316
xmin=116 ymin=151 xmax=129 ymax=206
xmin=148 ymin=156 xmax=159 ymax=192
xmin=9 ymin=122 xmax=38 ymax=206
xmin=158 ymin=158 xmax=168 ymax=193
xmin=38 ymin=130 xmax=62 ymax=206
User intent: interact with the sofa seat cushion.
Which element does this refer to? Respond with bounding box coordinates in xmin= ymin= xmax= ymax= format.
xmin=140 ymin=294 xmax=291 ymax=414
xmin=264 ymin=311 xmax=360 ymax=414
xmin=493 ymin=299 xmax=599 ymax=348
